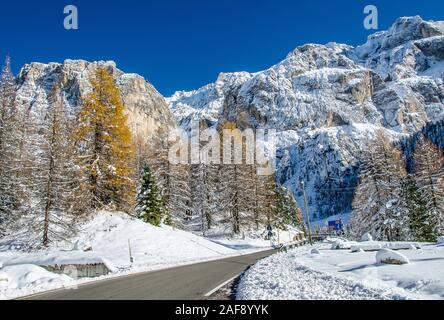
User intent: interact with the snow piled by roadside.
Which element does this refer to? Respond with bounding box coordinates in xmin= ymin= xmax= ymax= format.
xmin=0 ymin=265 xmax=72 ymax=299
xmin=238 ymin=240 xmax=444 ymax=300
xmin=0 ymin=211 xmax=278 ymax=299
xmin=237 ymin=250 xmax=409 ymax=300
xmin=73 ymin=211 xmax=236 ymax=269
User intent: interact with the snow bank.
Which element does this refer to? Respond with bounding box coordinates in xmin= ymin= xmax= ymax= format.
xmin=0 ymin=264 xmax=72 ymax=299
xmin=331 ymin=239 xmax=358 ymax=250
xmin=237 ymin=249 xmax=409 ymax=300
xmin=351 ymin=242 xmax=421 ymax=252
xmin=238 ymin=242 xmax=444 ymax=300
xmin=438 ymin=236 xmax=444 ymax=245
xmin=385 ymin=242 xmax=421 ymax=250
xmin=0 ymin=211 xmax=275 ymax=299
xmin=0 ymin=272 xmax=9 ymax=286
xmin=2 ymin=251 xmax=113 ymax=271
xmin=376 ymin=249 xmax=410 ymax=265
xmin=360 ymin=233 xmax=373 ymax=242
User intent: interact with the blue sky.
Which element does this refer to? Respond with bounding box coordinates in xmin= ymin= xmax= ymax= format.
xmin=1 ymin=0 xmax=443 ymax=96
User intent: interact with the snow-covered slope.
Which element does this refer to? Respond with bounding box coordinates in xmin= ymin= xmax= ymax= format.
xmin=0 ymin=211 xmax=276 ymax=299
xmin=72 ymin=211 xmax=236 ymax=268
xmin=167 ymin=16 xmax=444 ymax=221
xmin=0 ymin=211 xmax=237 ymax=270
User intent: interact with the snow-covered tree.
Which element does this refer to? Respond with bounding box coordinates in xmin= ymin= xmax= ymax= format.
xmin=237 ymin=165 xmax=260 ymax=230
xmin=0 ymin=56 xmax=24 ymax=236
xmin=166 ymin=164 xmax=191 ymax=227
xmin=400 ymin=175 xmax=436 ymax=242
xmin=351 ymin=130 xmax=408 ymax=241
xmin=136 ymin=164 xmax=166 ymax=227
xmin=218 ymin=122 xmax=270 ymax=235
xmin=413 ymin=135 xmax=444 ymax=236
xmin=190 ymin=164 xmax=212 ymax=234
xmin=26 ymin=83 xmax=84 ymax=247
xmin=146 ymin=130 xmax=192 ymax=227
xmin=256 ymin=173 xmax=277 ymax=227
xmin=273 ymin=186 xmax=303 ymax=229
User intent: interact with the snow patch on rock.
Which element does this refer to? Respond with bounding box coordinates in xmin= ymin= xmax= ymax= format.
xmin=376 ymin=249 xmax=410 ymax=265
xmin=361 ymin=233 xmax=373 ymax=242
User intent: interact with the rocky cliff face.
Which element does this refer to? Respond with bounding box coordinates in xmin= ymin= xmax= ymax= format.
xmin=167 ymin=16 xmax=444 ymax=222
xmin=16 ymin=60 xmax=176 ymax=140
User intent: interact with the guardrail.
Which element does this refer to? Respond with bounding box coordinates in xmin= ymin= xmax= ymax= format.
xmin=277 ymin=239 xmax=310 ymax=252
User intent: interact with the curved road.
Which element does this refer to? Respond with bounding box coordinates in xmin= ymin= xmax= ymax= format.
xmin=24 ymin=249 xmax=276 ymax=300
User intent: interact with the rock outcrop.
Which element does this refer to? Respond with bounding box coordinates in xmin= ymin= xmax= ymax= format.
xmin=16 ymin=59 xmax=176 ymax=141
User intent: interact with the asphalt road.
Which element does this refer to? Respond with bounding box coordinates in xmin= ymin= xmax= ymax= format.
xmin=24 ymin=249 xmax=276 ymax=300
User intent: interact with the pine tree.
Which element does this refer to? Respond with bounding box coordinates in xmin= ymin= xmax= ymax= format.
xmin=75 ymin=67 xmax=136 ymax=212
xmin=400 ymin=175 xmax=436 ymax=242
xmin=413 ymin=135 xmax=444 ymax=236
xmin=273 ymin=186 xmax=302 ymax=229
xmin=136 ymin=165 xmax=165 ymax=226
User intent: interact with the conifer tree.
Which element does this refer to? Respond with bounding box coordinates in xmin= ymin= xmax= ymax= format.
xmin=147 ymin=129 xmax=193 ymax=227
xmin=400 ymin=175 xmax=436 ymax=242
xmin=351 ymin=130 xmax=407 ymax=241
xmin=237 ymin=164 xmax=260 ymax=230
xmin=413 ymin=135 xmax=444 ymax=236
xmin=0 ymin=56 xmax=23 ymax=236
xmin=273 ymin=186 xmax=302 ymax=229
xmin=136 ymin=164 xmax=165 ymax=226
xmin=75 ymin=67 xmax=136 ymax=212
xmin=256 ymin=173 xmax=278 ymax=227
xmin=219 ymin=122 xmax=257 ymax=235
xmin=165 ymin=164 xmax=191 ymax=227
xmin=190 ymin=162 xmax=223 ymax=234
xmin=28 ymin=83 xmax=83 ymax=247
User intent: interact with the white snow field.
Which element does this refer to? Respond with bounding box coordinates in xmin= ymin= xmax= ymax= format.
xmin=0 ymin=211 xmax=300 ymax=299
xmin=237 ymin=238 xmax=444 ymax=300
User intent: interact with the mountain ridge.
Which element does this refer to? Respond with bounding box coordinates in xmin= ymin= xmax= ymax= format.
xmin=166 ymin=16 xmax=444 ymax=221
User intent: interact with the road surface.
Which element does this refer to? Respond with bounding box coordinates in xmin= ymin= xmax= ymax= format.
xmin=24 ymin=249 xmax=276 ymax=300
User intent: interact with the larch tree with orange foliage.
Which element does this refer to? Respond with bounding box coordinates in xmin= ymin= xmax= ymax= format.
xmin=76 ymin=67 xmax=136 ymax=212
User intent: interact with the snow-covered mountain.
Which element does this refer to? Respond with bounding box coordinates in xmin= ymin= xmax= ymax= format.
xmin=167 ymin=16 xmax=444 ymax=221
xmin=10 ymin=16 xmax=442 ymax=223
xmin=16 ymin=59 xmax=176 ymax=140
